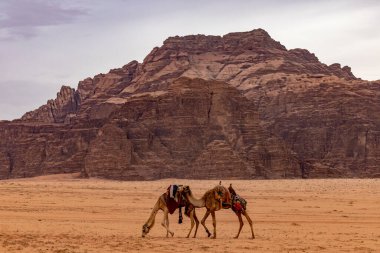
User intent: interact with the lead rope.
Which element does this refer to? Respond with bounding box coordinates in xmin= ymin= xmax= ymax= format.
xmin=178 ymin=206 xmax=183 ymax=224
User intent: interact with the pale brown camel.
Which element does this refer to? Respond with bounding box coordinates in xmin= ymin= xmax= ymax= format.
xmin=228 ymin=184 xmax=255 ymax=239
xmin=142 ymin=188 xmax=199 ymax=238
xmin=182 ymin=185 xmax=231 ymax=239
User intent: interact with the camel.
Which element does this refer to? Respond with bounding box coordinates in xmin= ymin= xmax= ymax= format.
xmin=228 ymin=184 xmax=255 ymax=239
xmin=183 ymin=184 xmax=255 ymax=239
xmin=142 ymin=186 xmax=199 ymax=238
xmin=182 ymin=184 xmax=231 ymax=239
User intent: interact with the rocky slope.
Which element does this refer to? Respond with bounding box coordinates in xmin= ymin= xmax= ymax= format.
xmin=1 ymin=29 xmax=379 ymax=179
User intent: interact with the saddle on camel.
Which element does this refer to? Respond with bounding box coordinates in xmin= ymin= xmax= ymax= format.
xmin=142 ymin=185 xmax=199 ymax=238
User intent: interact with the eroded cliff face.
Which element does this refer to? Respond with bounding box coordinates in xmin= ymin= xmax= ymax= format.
xmin=256 ymin=78 xmax=380 ymax=177
xmin=82 ymin=78 xmax=297 ymax=179
xmin=0 ymin=122 xmax=97 ymax=179
xmin=1 ymin=28 xmax=379 ymax=179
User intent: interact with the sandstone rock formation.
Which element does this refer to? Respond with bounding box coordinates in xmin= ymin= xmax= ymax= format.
xmin=21 ymin=86 xmax=79 ymax=123
xmin=1 ymin=28 xmax=379 ymax=179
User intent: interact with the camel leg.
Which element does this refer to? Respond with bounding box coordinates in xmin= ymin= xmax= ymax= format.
xmin=164 ymin=211 xmax=168 ymax=238
xmin=161 ymin=209 xmax=174 ymax=237
xmin=211 ymin=211 xmax=216 ymax=239
xmin=163 ymin=211 xmax=169 ymax=237
xmin=186 ymin=210 xmax=195 ymax=238
xmin=193 ymin=210 xmax=200 ymax=238
xmin=166 ymin=211 xmax=174 ymax=237
xmin=243 ymin=210 xmax=255 ymax=239
xmin=201 ymin=210 xmax=212 ymax=237
xmin=234 ymin=212 xmax=244 ymax=239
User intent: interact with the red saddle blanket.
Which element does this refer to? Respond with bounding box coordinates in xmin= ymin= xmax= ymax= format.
xmin=166 ymin=194 xmax=180 ymax=214
xmin=165 ymin=184 xmax=184 ymax=214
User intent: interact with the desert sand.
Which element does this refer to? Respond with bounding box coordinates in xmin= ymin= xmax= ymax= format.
xmin=0 ymin=174 xmax=379 ymax=252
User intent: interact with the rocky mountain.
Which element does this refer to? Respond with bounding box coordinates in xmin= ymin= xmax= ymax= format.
xmin=1 ymin=28 xmax=379 ymax=180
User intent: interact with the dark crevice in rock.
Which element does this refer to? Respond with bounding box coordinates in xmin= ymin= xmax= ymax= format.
xmin=208 ymin=91 xmax=214 ymax=121
xmin=7 ymin=152 xmax=14 ymax=176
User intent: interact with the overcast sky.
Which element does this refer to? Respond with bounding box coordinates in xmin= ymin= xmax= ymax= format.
xmin=1 ymin=0 xmax=379 ymax=120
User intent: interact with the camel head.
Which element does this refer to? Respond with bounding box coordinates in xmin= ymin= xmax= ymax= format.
xmin=142 ymin=223 xmax=150 ymax=237
xmin=182 ymin=185 xmax=192 ymax=196
xmin=175 ymin=185 xmax=185 ymax=195
xmin=228 ymin=183 xmax=237 ymax=196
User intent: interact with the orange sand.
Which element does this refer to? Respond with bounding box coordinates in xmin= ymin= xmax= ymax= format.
xmin=0 ymin=174 xmax=379 ymax=252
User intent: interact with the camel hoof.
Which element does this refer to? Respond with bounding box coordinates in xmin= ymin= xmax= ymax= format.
xmin=233 ymin=236 xmax=239 ymax=239
xmin=171 ymin=232 xmax=174 ymax=237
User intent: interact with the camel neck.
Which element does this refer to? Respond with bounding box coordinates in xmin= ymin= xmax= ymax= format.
xmin=146 ymin=210 xmax=156 ymax=228
xmin=185 ymin=192 xmax=205 ymax=208
xmin=144 ymin=195 xmax=161 ymax=228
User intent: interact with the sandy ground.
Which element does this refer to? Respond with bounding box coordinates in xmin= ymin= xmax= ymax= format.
xmin=0 ymin=174 xmax=379 ymax=253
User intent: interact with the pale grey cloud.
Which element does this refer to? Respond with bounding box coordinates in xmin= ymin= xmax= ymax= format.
xmin=0 ymin=0 xmax=86 ymax=39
